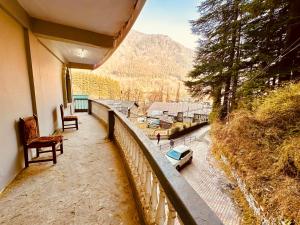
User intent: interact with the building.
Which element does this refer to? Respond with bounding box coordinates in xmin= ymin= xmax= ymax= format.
xmin=0 ymin=1 xmax=222 ymax=224
xmin=147 ymin=102 xmax=211 ymax=122
xmin=0 ymin=0 xmax=144 ymax=192
xmin=158 ymin=116 xmax=173 ymax=129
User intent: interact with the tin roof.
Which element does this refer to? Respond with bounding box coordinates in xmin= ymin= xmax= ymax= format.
xmin=147 ymin=102 xmax=211 ymax=117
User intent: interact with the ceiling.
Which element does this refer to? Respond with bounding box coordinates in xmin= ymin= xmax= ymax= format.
xmin=17 ymin=0 xmax=145 ymax=69
xmin=39 ymin=38 xmax=109 ymax=65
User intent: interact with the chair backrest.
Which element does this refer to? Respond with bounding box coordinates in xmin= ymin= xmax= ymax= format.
xmin=19 ymin=115 xmax=39 ymax=145
xmin=60 ymin=104 xmax=64 ymax=120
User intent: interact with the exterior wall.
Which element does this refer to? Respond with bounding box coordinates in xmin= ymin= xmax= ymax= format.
xmin=0 ymin=9 xmax=65 ymax=191
xmin=0 ymin=8 xmax=33 ymax=191
xmin=177 ymin=112 xmax=183 ymax=122
xmin=29 ymin=33 xmax=64 ymax=136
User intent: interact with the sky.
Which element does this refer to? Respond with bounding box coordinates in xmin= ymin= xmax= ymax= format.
xmin=132 ymin=0 xmax=200 ymax=50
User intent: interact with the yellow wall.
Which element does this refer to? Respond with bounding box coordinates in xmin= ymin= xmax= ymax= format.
xmin=0 ymin=8 xmax=33 ymax=190
xmin=29 ymin=33 xmax=64 ymax=136
xmin=0 ymin=9 xmax=65 ymax=191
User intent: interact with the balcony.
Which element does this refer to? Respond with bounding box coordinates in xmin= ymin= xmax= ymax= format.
xmin=0 ymin=113 xmax=140 ymax=224
xmin=0 ymin=100 xmax=222 ymax=225
xmin=0 ymin=1 xmax=225 ymax=224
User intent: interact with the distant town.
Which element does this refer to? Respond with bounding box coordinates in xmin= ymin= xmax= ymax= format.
xmin=75 ymin=95 xmax=211 ymax=139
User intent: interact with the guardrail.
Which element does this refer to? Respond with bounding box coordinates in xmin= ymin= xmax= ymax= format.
xmin=74 ymin=97 xmax=88 ymax=112
xmin=89 ymin=99 xmax=223 ymax=225
xmin=159 ymin=136 xmax=198 ymax=151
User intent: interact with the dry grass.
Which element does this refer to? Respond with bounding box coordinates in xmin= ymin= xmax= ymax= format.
xmin=232 ymin=188 xmax=261 ymax=225
xmin=212 ymin=83 xmax=300 ymax=223
xmin=213 ymin=154 xmax=261 ymax=225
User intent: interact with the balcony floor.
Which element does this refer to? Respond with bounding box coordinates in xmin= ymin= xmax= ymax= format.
xmin=0 ymin=113 xmax=140 ymax=225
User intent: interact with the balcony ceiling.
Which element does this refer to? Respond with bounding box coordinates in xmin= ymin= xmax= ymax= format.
xmin=17 ymin=0 xmax=145 ymax=69
xmin=38 ymin=38 xmax=109 ymax=66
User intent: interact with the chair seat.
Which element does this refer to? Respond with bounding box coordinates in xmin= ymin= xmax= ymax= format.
xmin=63 ymin=115 xmax=78 ymax=121
xmin=27 ymin=135 xmax=63 ymax=148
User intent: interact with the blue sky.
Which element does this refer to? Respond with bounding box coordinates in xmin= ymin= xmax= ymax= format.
xmin=132 ymin=0 xmax=200 ymax=50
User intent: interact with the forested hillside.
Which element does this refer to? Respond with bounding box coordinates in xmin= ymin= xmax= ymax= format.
xmin=72 ymin=30 xmax=194 ymax=102
xmin=72 ymin=73 xmax=121 ymax=99
xmin=186 ymin=0 xmax=300 ymax=223
xmin=186 ymin=0 xmax=300 ymax=120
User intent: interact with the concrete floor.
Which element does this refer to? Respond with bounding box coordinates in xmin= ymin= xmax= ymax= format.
xmin=0 ymin=113 xmax=140 ymax=225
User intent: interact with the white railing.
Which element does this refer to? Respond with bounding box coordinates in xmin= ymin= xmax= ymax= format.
xmin=114 ymin=116 xmax=179 ymax=224
xmin=89 ymin=100 xmax=223 ymax=225
xmin=90 ymin=100 xmax=109 ymax=125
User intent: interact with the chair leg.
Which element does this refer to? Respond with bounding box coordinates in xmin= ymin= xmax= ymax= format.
xmin=60 ymin=142 xmax=63 ymax=154
xmin=24 ymin=146 xmax=29 ymax=168
xmin=62 ymin=121 xmax=65 ymax=132
xmin=36 ymin=148 xmax=40 ymax=157
xmin=52 ymin=144 xmax=57 ymax=164
xmin=76 ymin=119 xmax=78 ymax=130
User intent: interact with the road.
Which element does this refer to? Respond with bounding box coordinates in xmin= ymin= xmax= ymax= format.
xmin=154 ymin=125 xmax=211 ymax=147
xmin=155 ymin=126 xmax=241 ymax=225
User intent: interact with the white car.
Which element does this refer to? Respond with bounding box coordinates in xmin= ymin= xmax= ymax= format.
xmin=166 ymin=145 xmax=193 ymax=171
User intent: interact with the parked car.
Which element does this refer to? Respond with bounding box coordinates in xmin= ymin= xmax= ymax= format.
xmin=165 ymin=145 xmax=193 ymax=170
xmin=147 ymin=118 xmax=160 ymax=128
xmin=137 ymin=117 xmax=146 ymax=123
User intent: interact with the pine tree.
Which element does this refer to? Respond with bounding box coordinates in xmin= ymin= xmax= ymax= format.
xmin=186 ymin=0 xmax=299 ymax=120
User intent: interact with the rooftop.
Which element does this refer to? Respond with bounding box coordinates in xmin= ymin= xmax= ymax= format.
xmin=147 ymin=102 xmax=212 ymax=117
xmin=100 ymin=100 xmax=138 ymax=109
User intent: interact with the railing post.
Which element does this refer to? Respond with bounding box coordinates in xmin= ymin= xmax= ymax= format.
xmin=88 ymin=99 xmax=92 ymax=114
xmin=108 ymin=109 xmax=115 ymax=140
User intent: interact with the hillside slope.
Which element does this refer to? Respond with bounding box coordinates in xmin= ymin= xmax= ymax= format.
xmin=212 ymin=83 xmax=300 ymax=223
xmin=93 ymin=30 xmax=195 ymax=101
xmin=98 ymin=30 xmax=193 ymax=79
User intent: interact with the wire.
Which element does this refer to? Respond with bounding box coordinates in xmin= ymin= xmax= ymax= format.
xmin=262 ymin=36 xmax=300 ymax=71
xmin=280 ymin=41 xmax=300 ymax=59
xmin=262 ymin=42 xmax=300 ymax=72
xmin=246 ymin=36 xmax=300 ymax=82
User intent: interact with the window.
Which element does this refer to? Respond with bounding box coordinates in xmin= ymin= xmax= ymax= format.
xmin=180 ymin=150 xmax=190 ymax=159
xmin=167 ymin=150 xmax=181 ymax=160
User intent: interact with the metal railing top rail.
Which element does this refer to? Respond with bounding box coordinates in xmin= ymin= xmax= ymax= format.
xmin=74 ymin=98 xmax=89 ymax=112
xmin=92 ymin=99 xmax=110 ymax=109
xmin=90 ymin=99 xmax=223 ymax=225
xmin=159 ymin=136 xmax=198 ymax=151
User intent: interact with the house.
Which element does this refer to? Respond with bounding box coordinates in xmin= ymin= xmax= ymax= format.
xmin=158 ymin=116 xmax=173 ymax=129
xmin=0 ymin=0 xmax=144 ymax=192
xmin=147 ymin=102 xmax=211 ymax=122
xmin=99 ymin=100 xmax=139 ymax=117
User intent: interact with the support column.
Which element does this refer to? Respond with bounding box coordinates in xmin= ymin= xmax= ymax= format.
xmin=23 ymin=28 xmax=37 ymax=115
xmin=108 ymin=110 xmax=115 ymax=140
xmin=88 ymin=99 xmax=92 ymax=115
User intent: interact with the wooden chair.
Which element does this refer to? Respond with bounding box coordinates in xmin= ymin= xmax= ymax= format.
xmin=19 ymin=115 xmax=63 ymax=167
xmin=60 ymin=104 xmax=78 ymax=131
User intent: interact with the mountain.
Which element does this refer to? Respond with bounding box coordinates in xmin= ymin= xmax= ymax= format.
xmin=94 ymin=30 xmax=195 ymax=101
